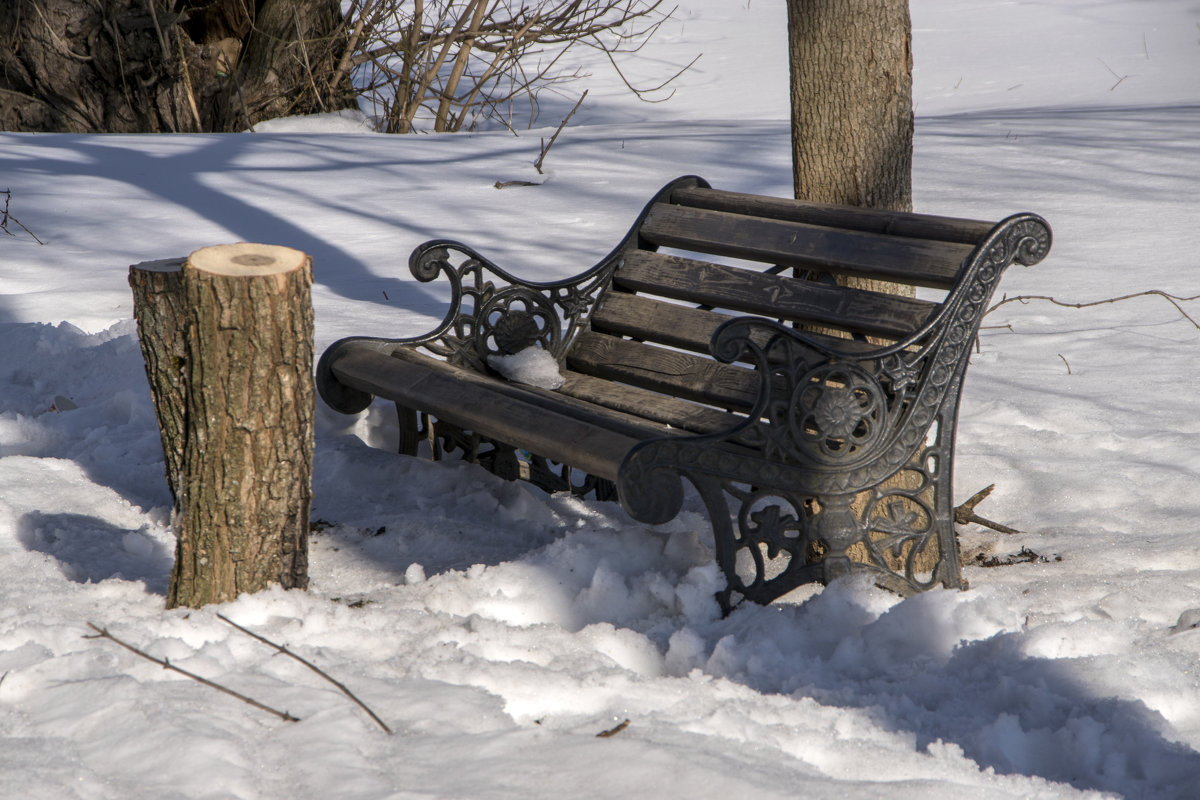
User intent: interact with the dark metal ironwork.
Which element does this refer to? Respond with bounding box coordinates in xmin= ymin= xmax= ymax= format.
xmin=617 ymin=213 xmax=1052 ymax=610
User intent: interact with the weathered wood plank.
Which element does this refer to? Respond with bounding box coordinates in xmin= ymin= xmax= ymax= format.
xmin=639 ymin=204 xmax=975 ymax=289
xmin=671 ymin=186 xmax=995 ymax=245
xmin=612 ymin=251 xmax=937 ymax=339
xmin=567 ymin=332 xmax=761 ymax=411
xmin=590 ymin=291 xmax=879 ymax=357
xmin=557 ymin=370 xmax=746 ymax=435
xmin=330 ymin=345 xmax=641 ymax=481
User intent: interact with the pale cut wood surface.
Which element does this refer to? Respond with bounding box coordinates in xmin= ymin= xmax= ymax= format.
xmin=188 ymin=242 xmax=308 ymax=277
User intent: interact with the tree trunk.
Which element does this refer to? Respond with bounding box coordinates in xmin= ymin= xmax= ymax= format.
xmin=0 ymin=0 xmax=354 ymax=133
xmin=785 ymin=1 xmax=939 ymax=576
xmin=786 ymin=0 xmax=914 ymax=214
xmin=236 ymin=0 xmax=358 ymax=124
xmin=130 ymin=244 xmax=314 ymax=608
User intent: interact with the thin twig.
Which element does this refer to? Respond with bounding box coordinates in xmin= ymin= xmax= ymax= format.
xmin=1057 ymin=353 xmax=1072 ymax=375
xmin=175 ymin=32 xmax=203 ymax=131
xmin=294 ymin=9 xmax=329 ymax=113
xmin=84 ymin=623 xmax=300 ymax=723
xmin=1098 ymin=58 xmax=1130 ymax=91
xmin=986 ymin=291 xmax=1200 ymax=330
xmin=144 ymin=0 xmax=172 ymax=66
xmin=596 ymin=718 xmax=630 ymax=738
xmin=954 ymin=484 xmax=1021 ymax=535
xmin=217 ymin=613 xmax=392 ymax=734
xmin=1 ymin=189 xmax=45 ymax=245
xmin=534 ymin=89 xmax=587 ymax=174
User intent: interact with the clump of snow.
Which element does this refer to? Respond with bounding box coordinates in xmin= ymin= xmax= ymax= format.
xmin=488 ymin=346 xmax=565 ymax=390
xmin=249 ymin=109 xmax=378 ymax=134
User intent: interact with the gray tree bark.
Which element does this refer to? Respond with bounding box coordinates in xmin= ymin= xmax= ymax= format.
xmin=786 ymin=0 xmax=914 ymax=214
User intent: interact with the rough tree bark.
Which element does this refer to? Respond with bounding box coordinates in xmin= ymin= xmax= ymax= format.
xmin=785 ymin=1 xmax=939 ymax=576
xmin=0 ymin=0 xmax=355 ymax=133
xmin=129 ymin=258 xmax=190 ymax=504
xmin=130 ymin=244 xmax=314 ymax=608
xmin=786 ymin=0 xmax=914 ymax=216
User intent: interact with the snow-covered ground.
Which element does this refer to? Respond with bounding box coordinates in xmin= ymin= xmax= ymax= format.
xmin=3 ymin=1 xmax=1200 ymax=797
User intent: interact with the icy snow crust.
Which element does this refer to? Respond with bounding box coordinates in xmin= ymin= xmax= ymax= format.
xmin=3 ymin=1 xmax=1200 ymax=797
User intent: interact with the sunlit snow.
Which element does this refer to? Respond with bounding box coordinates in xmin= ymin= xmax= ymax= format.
xmin=2 ymin=2 xmax=1200 ymax=798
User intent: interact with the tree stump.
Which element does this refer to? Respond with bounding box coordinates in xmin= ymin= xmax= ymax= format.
xmin=129 ymin=258 xmax=189 ymax=505
xmin=130 ymin=244 xmax=314 ymax=608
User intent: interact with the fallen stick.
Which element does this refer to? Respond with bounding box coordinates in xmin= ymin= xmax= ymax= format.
xmin=534 ymin=89 xmax=588 ymax=175
xmin=217 ymin=613 xmax=393 ymax=734
xmin=987 ymin=290 xmax=1200 ymax=330
xmin=84 ymin=623 xmax=299 ymax=722
xmin=596 ymin=719 xmax=631 ymax=738
xmin=954 ymin=484 xmax=1021 ymax=535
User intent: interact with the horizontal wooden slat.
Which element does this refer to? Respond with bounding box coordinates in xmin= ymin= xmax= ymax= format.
xmin=639 ymin=204 xmax=975 ymax=289
xmin=671 ymin=186 xmax=996 ymax=246
xmin=590 ymin=291 xmax=879 ymax=356
xmin=612 ymin=250 xmax=937 ymax=340
xmin=567 ymin=332 xmax=760 ymax=411
xmin=557 ymin=370 xmax=746 ymax=435
xmin=329 ymin=345 xmax=649 ymax=481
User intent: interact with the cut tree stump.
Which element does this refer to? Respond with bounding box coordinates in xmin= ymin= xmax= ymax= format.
xmin=130 ymin=243 xmax=315 ymax=608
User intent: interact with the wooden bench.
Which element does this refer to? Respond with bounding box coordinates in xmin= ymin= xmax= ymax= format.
xmin=316 ymin=176 xmax=1051 ymax=611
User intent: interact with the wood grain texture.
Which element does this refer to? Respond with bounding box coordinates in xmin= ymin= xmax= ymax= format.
xmin=613 ymin=250 xmax=938 ymax=339
xmin=639 ymin=204 xmax=972 ymax=290
xmin=567 ymin=332 xmax=761 ymax=411
xmin=330 ymin=346 xmax=649 ymax=481
xmin=591 ymin=291 xmax=879 ymax=357
xmin=671 ymin=186 xmax=993 ymax=246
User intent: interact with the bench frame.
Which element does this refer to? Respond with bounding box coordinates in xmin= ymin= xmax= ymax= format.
xmin=318 ymin=176 xmax=1051 ymax=611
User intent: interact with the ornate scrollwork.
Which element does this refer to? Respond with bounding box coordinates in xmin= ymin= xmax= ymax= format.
xmin=403 ymin=240 xmax=614 ymax=371
xmin=792 ymin=362 xmax=888 ymax=463
xmin=618 ymin=213 xmax=1051 ymax=610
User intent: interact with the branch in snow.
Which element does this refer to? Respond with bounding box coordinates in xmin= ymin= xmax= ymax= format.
xmin=1 ymin=189 xmax=44 ymax=245
xmin=596 ymin=718 xmax=631 ymax=738
xmin=986 ymin=290 xmax=1200 ymax=330
xmin=217 ymin=613 xmax=394 ymax=734
xmin=954 ymin=484 xmax=1021 ymax=535
xmin=84 ymin=623 xmax=300 ymax=723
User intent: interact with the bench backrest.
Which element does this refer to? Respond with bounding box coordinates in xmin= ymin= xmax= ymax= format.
xmin=564 ymin=178 xmax=1000 ymax=428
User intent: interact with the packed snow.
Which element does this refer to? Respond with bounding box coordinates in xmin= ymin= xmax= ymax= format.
xmin=487 ymin=347 xmax=566 ymax=391
xmin=3 ymin=1 xmax=1200 ymax=798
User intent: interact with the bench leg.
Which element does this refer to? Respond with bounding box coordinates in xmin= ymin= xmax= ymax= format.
xmin=628 ymin=457 xmax=964 ymax=615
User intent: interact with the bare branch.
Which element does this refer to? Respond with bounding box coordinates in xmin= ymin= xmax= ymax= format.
xmin=535 ymin=89 xmax=587 ymax=173
xmin=986 ymin=290 xmax=1200 ymax=330
xmin=1 ymin=189 xmax=45 ymax=245
xmin=954 ymin=484 xmax=1021 ymax=534
xmin=217 ymin=613 xmax=393 ymax=734
xmin=84 ymin=623 xmax=299 ymax=723
xmin=347 ymin=0 xmax=691 ymax=133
